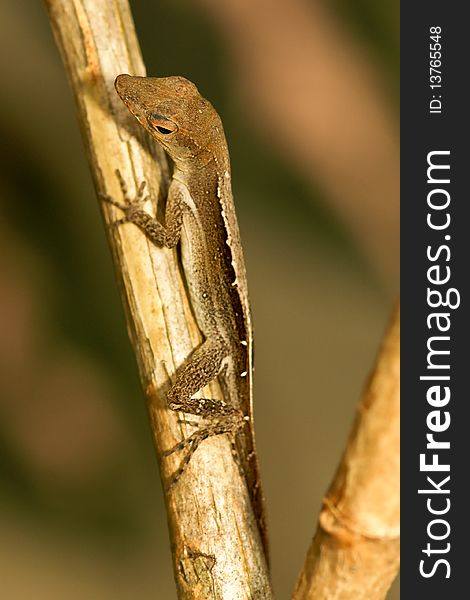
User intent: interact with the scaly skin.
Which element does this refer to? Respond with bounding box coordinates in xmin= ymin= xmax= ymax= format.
xmin=109 ymin=74 xmax=268 ymax=558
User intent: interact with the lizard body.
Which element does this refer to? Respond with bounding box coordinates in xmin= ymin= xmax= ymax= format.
xmin=109 ymin=74 xmax=267 ymax=555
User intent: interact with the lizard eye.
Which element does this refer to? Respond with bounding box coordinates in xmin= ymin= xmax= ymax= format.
xmin=148 ymin=113 xmax=178 ymax=136
xmin=156 ymin=126 xmax=173 ymax=135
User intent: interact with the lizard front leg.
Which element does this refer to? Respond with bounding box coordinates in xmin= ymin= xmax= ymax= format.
xmin=103 ymin=170 xmax=183 ymax=248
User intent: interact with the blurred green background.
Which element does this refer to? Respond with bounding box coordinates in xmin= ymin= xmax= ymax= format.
xmin=0 ymin=1 xmax=399 ymax=598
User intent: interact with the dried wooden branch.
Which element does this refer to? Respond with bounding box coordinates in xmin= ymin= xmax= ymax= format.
xmin=44 ymin=1 xmax=271 ymax=598
xmin=292 ymin=304 xmax=400 ymax=600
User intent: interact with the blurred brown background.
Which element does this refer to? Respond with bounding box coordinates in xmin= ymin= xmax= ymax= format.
xmin=0 ymin=1 xmax=399 ymax=598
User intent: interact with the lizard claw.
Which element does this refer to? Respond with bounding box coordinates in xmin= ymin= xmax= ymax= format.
xmin=100 ymin=192 xmax=127 ymax=211
xmin=114 ymin=170 xmax=147 ymax=206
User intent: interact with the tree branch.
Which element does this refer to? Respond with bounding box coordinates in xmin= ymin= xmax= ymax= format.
xmin=44 ymin=1 xmax=271 ymax=597
xmin=292 ymin=304 xmax=400 ymax=600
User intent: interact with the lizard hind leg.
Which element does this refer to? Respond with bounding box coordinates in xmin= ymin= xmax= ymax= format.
xmin=166 ymin=336 xmax=229 ymax=415
xmin=164 ymin=337 xmax=243 ymax=487
xmin=164 ymin=415 xmax=244 ymax=490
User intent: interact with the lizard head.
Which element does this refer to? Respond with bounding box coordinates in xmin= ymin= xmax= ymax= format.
xmin=115 ymin=74 xmax=226 ymax=168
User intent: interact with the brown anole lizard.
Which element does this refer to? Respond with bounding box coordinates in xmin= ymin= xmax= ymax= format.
xmin=106 ymin=74 xmax=267 ymax=555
